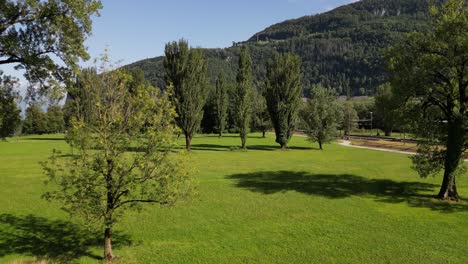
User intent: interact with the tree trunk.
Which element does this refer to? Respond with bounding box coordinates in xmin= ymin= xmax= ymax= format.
xmin=104 ymin=227 xmax=114 ymax=261
xmin=281 ymin=143 xmax=287 ymax=150
xmin=185 ymin=133 xmax=191 ymax=151
xmin=437 ymin=117 xmax=464 ymax=201
xmin=262 ymin=131 xmax=266 ymax=138
xmin=318 ymin=141 xmax=323 ymax=150
xmin=240 ymin=133 xmax=247 ymax=149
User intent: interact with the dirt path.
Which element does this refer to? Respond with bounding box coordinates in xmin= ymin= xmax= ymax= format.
xmin=339 ymin=140 xmax=468 ymax=162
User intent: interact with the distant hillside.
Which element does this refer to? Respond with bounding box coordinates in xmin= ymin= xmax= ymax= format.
xmin=126 ymin=0 xmax=434 ymax=96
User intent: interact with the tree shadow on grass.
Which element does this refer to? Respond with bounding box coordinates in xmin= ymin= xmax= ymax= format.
xmin=20 ymin=137 xmax=65 ymax=141
xmin=189 ymin=144 xmax=233 ymax=152
xmin=0 ymin=214 xmax=132 ymax=262
xmin=227 ymin=171 xmax=468 ymax=213
xmin=188 ymin=144 xmax=316 ymax=152
xmin=248 ymin=145 xmax=316 ymax=151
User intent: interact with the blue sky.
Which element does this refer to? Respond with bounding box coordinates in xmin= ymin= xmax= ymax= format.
xmin=3 ymin=0 xmax=358 ymax=80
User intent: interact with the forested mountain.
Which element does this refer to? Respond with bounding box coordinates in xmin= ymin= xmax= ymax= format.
xmin=126 ymin=0 xmax=435 ymax=96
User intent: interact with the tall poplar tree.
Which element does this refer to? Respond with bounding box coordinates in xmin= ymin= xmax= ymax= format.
xmin=265 ymin=53 xmax=303 ymax=149
xmin=234 ymin=46 xmax=253 ymax=149
xmin=164 ymin=39 xmax=209 ymax=151
xmin=215 ymin=72 xmax=229 ymax=137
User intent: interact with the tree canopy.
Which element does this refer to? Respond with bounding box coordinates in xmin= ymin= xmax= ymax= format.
xmin=301 ymin=86 xmax=343 ymax=150
xmin=388 ymin=0 xmax=467 ymax=200
xmin=0 ymin=0 xmax=102 ymax=92
xmin=164 ymin=39 xmax=209 ymax=151
xmin=265 ymin=53 xmax=302 ymax=149
xmin=0 ymin=73 xmax=21 ymax=138
xmin=234 ymin=46 xmax=253 ymax=149
xmin=43 ymin=65 xmax=193 ymax=261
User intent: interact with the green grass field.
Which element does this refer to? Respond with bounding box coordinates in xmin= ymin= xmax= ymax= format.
xmin=0 ymin=134 xmax=467 ymax=263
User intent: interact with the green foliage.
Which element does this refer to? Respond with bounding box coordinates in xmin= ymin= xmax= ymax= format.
xmin=214 ymin=72 xmax=229 ymax=136
xmin=351 ymin=97 xmax=375 ymax=122
xmin=234 ymin=46 xmax=253 ymax=149
xmin=42 ymin=65 xmax=193 ymax=260
xmin=251 ymin=88 xmax=271 ymax=137
xmin=301 ymin=86 xmax=343 ymax=149
xmin=0 ymin=0 xmax=102 ymax=93
xmin=374 ymin=83 xmax=399 ymax=136
xmin=265 ymin=53 xmax=302 ymax=149
xmin=388 ymin=0 xmax=467 ymax=200
xmin=164 ymin=39 xmax=209 ymax=150
xmin=0 ymin=73 xmax=21 ymax=138
xmin=22 ymin=104 xmax=47 ymax=135
xmin=340 ymin=100 xmax=358 ymax=136
xmin=45 ymin=105 xmax=65 ymax=133
xmin=22 ymin=102 xmax=65 ymax=135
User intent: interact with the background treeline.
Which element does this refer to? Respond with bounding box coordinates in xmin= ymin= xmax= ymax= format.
xmin=125 ymin=0 xmax=435 ymax=97
xmin=21 ymin=104 xmax=65 ymax=135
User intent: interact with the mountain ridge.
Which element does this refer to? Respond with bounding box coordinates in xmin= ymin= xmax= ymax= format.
xmin=126 ymin=0 xmax=434 ymax=96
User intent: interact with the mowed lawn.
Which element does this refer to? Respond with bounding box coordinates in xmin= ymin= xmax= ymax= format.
xmin=0 ymin=134 xmax=467 ymax=263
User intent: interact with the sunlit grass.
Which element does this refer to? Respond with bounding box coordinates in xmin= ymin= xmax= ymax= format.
xmin=0 ymin=133 xmax=467 ymax=263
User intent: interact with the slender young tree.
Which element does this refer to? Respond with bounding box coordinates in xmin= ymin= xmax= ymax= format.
xmin=265 ymin=53 xmax=303 ymax=149
xmin=164 ymin=39 xmax=209 ymax=151
xmin=215 ymin=72 xmax=229 ymax=137
xmin=43 ymin=66 xmax=193 ymax=261
xmin=300 ymin=86 xmax=342 ymax=150
xmin=234 ymin=46 xmax=253 ymax=149
xmin=388 ymin=0 xmax=467 ymax=200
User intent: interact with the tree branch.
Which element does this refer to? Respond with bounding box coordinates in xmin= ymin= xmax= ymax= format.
xmin=0 ymin=56 xmax=22 ymax=65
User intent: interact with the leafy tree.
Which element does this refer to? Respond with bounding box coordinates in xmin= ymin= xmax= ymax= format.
xmin=43 ymin=67 xmax=193 ymax=261
xmin=265 ymin=53 xmax=302 ymax=149
xmin=251 ymin=88 xmax=271 ymax=138
xmin=63 ymin=68 xmax=100 ymax=129
xmin=199 ymin=87 xmax=216 ymax=134
xmin=214 ymin=72 xmax=229 ymax=137
xmin=374 ymin=83 xmax=398 ymax=136
xmin=301 ymin=86 xmax=342 ymax=149
xmin=46 ymin=104 xmax=65 ymax=133
xmin=234 ymin=46 xmax=253 ymax=149
xmin=0 ymin=0 xmax=102 ymax=92
xmin=351 ymin=98 xmax=375 ymax=123
xmin=0 ymin=73 xmax=21 ymax=139
xmin=341 ymin=100 xmax=358 ymax=136
xmin=164 ymin=39 xmax=209 ymax=151
xmin=23 ymin=103 xmax=47 ymax=134
xmin=387 ymin=0 xmax=467 ymax=200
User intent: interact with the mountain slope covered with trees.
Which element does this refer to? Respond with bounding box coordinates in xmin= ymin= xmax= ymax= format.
xmin=126 ymin=0 xmax=435 ymax=96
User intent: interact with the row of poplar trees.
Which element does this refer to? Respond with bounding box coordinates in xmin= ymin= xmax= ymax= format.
xmin=164 ymin=40 xmax=303 ymax=150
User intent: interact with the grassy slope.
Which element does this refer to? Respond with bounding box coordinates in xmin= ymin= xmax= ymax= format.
xmin=0 ymin=134 xmax=467 ymax=263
